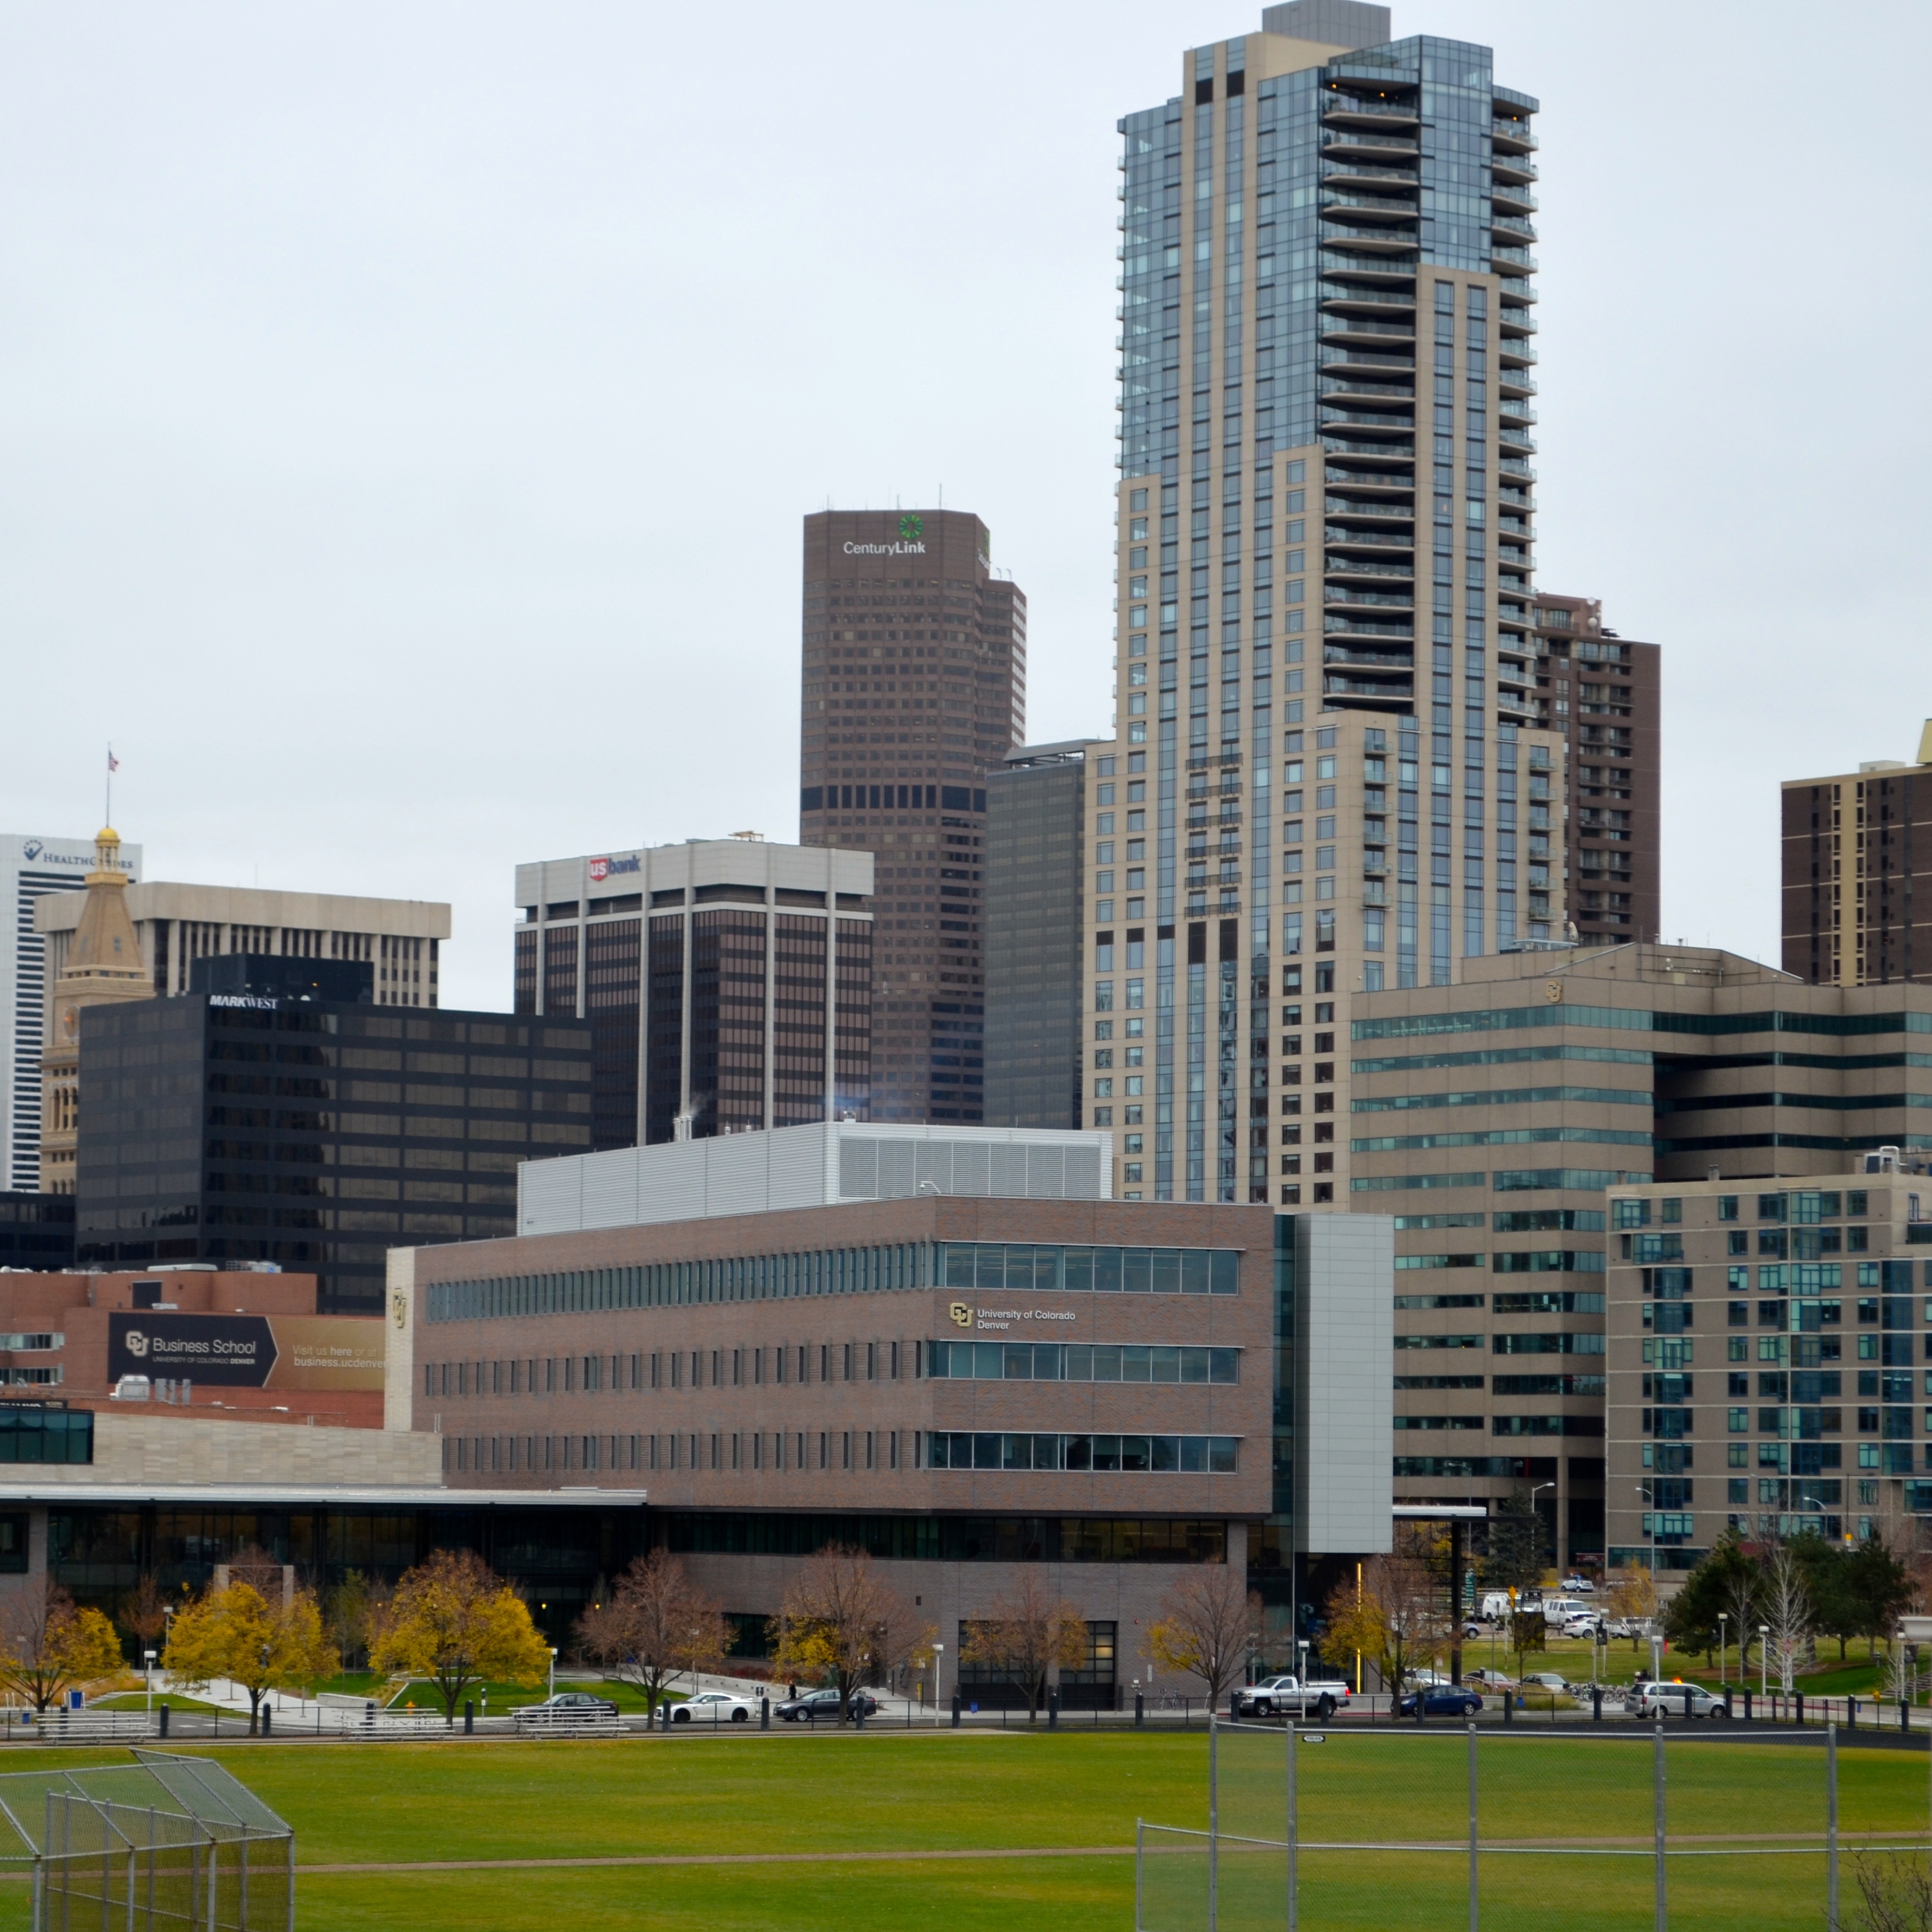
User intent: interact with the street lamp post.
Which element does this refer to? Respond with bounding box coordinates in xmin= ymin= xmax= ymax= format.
xmin=1530 ymin=1482 xmax=1556 ymax=1583
xmin=1760 ymin=1624 xmax=1770 ymax=1706
xmin=548 ymin=1648 xmax=558 ymax=1701
xmin=143 ymin=1650 xmax=156 ymax=1715
xmin=1634 ymin=1486 xmax=1660 ymax=1680
xmin=932 ymin=1642 xmax=945 ymax=1711
xmin=1718 ymin=1614 xmax=1728 ymax=1688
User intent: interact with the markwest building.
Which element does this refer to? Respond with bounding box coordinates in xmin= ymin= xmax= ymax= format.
xmin=1350 ymin=942 xmax=1932 ymax=1574
xmin=387 ymin=1120 xmax=1395 ymax=1701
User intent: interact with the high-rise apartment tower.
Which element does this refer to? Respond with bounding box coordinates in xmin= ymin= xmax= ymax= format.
xmin=1529 ymin=594 xmax=1661 ymax=946
xmin=1782 ymin=723 xmax=1932 ymax=987
xmin=1096 ymin=1 xmax=1567 ymax=1208
xmin=800 ymin=510 xmax=1027 ymax=1123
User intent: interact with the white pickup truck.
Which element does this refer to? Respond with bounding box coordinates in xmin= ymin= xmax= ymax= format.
xmin=1231 ymin=1674 xmax=1351 ymax=1721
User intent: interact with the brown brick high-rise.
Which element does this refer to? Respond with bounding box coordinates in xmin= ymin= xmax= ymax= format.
xmin=799 ymin=511 xmax=1027 ymax=1123
xmin=1782 ymin=723 xmax=1932 ymax=986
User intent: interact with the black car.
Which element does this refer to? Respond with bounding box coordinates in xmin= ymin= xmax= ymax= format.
xmin=1398 ymin=1688 xmax=1483 ymax=1718
xmin=774 ymin=1688 xmax=879 ymax=1723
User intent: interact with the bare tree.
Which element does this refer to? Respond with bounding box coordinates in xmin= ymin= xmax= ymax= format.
xmin=1760 ymin=1540 xmax=1814 ymax=1695
xmin=1724 ymin=1560 xmax=1761 ymax=1678
xmin=1363 ymin=1530 xmax=1447 ymax=1694
xmin=1850 ymin=1852 xmax=1932 ymax=1932
xmin=959 ymin=1574 xmax=1089 ymax=1721
xmin=575 ymin=1550 xmax=727 ymax=1722
xmin=1146 ymin=1561 xmax=1263 ymax=1711
xmin=117 ymin=1574 xmax=170 ymax=1659
xmin=770 ymin=1545 xmax=933 ymax=1724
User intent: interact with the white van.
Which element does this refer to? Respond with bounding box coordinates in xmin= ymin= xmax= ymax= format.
xmin=1537 ymin=1596 xmax=1591 ymax=1624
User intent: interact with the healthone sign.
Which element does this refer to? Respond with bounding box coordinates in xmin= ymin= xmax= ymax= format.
xmin=107 ymin=1314 xmax=385 ymax=1390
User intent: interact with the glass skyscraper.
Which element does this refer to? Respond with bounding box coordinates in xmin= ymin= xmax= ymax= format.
xmin=1093 ymin=0 xmax=1567 ymax=1210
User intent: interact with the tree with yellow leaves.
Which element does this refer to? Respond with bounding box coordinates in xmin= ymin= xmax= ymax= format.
xmin=162 ymin=1579 xmax=333 ymax=1734
xmin=370 ymin=1548 xmax=550 ymax=1725
xmin=0 ymin=1580 xmax=124 ymax=1713
xmin=770 ymin=1544 xmax=932 ymax=1724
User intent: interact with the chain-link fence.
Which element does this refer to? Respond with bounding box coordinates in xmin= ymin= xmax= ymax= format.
xmin=1137 ymin=1718 xmax=1932 ymax=1930
xmin=0 ymin=1751 xmax=293 ymax=1931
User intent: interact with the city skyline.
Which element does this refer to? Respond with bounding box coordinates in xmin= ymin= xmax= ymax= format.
xmin=4 ymin=2 xmax=1925 ymax=1016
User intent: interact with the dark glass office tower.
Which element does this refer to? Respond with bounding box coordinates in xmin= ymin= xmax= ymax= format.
xmin=73 ymin=967 xmax=591 ymax=1313
xmin=799 ymin=510 xmax=1027 ymax=1124
xmin=984 ymin=743 xmax=1097 ymax=1128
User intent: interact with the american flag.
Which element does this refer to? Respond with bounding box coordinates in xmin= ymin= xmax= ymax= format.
xmin=107 ymin=748 xmax=119 ymax=772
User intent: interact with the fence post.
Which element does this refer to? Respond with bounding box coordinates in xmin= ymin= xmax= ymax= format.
xmin=761 ymin=1696 xmax=769 ymax=1731
xmin=951 ymin=1693 xmax=961 ymax=1730
xmin=159 ymin=1704 xmax=169 ymax=1740
xmin=1467 ymin=1720 xmax=1479 ymax=1932
xmin=1048 ymin=1688 xmax=1059 ymax=1732
xmin=463 ymin=1701 xmax=474 ymax=1736
xmin=1135 ymin=1693 xmax=1145 ymax=1729
xmin=1207 ymin=1713 xmax=1219 ymax=1932
xmin=1592 ymin=1686 xmax=1603 ymax=1724
xmin=1653 ymin=1718 xmax=1667 ymax=1932
xmin=1827 ymin=1721 xmax=1839 ymax=1931
xmin=1286 ymin=1721 xmax=1298 ymax=1932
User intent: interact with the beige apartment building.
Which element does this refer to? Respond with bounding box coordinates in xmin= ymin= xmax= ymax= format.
xmin=1782 ymin=721 xmax=1932 ymax=988
xmin=1603 ymin=1167 xmax=1932 ymax=1576
xmin=36 ymin=880 xmax=449 ymax=1007
xmin=1347 ymin=941 xmax=1932 ymax=1570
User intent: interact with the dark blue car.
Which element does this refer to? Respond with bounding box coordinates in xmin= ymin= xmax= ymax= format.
xmin=1399 ymin=1687 xmax=1483 ymax=1718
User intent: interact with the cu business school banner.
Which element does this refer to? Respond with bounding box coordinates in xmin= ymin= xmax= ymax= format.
xmin=107 ymin=1313 xmax=384 ymax=1390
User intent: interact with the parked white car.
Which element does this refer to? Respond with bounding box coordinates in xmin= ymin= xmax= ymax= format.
xmin=672 ymin=1691 xmax=761 ymax=1724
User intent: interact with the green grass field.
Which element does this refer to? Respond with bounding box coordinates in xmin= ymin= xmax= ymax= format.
xmin=20 ymin=1723 xmax=1920 ymax=1931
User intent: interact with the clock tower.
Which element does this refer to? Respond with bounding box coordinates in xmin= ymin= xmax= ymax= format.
xmin=39 ymin=825 xmax=152 ymax=1192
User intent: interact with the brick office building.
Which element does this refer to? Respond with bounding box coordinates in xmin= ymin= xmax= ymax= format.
xmin=388 ymin=1128 xmax=1393 ymax=1693
xmin=798 ymin=510 xmax=1028 ymax=1125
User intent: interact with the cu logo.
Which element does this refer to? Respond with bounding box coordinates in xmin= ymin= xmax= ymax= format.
xmin=124 ymin=1331 xmax=149 ymax=1358
xmin=949 ymin=1303 xmax=973 ymax=1329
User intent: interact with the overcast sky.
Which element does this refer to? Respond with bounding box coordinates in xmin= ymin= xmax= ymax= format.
xmin=4 ymin=1 xmax=1927 ymax=1011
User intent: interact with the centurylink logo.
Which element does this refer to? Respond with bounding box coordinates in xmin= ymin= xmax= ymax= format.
xmin=899 ymin=514 xmax=923 ymax=541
